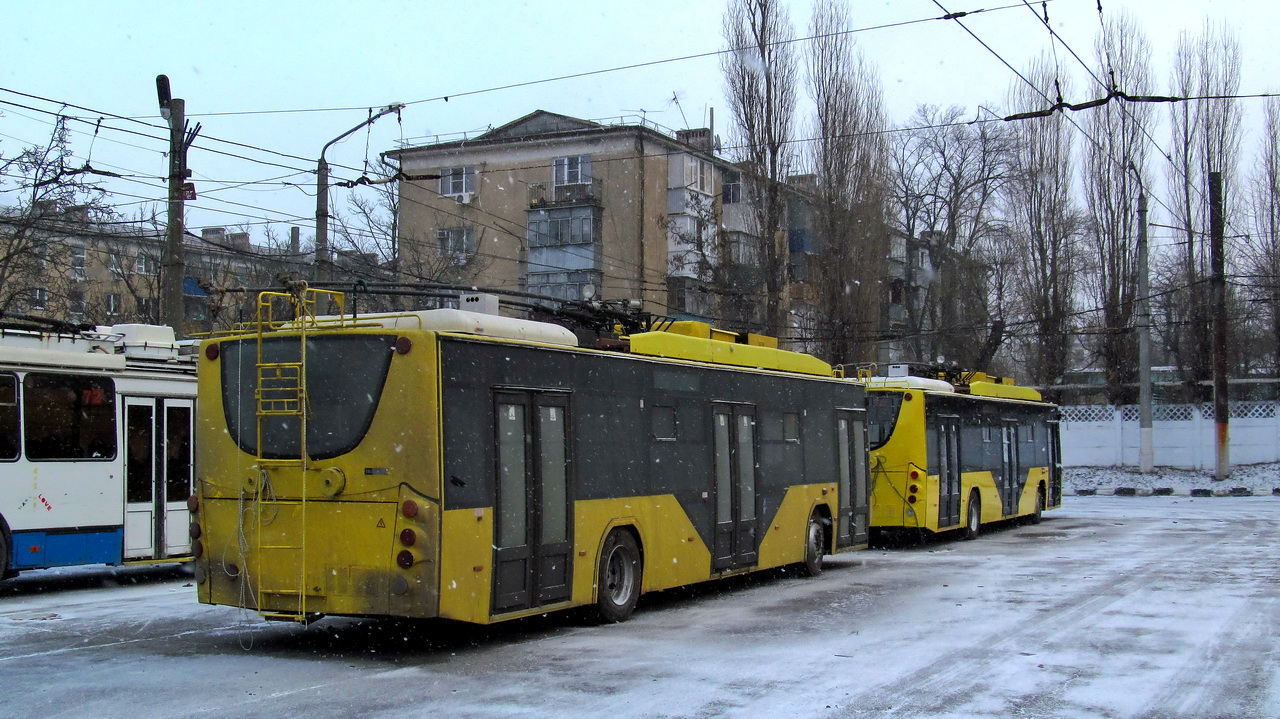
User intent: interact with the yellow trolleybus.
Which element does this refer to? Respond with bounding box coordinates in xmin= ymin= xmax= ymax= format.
xmin=191 ymin=290 xmax=869 ymax=623
xmin=864 ymin=365 xmax=1062 ymax=540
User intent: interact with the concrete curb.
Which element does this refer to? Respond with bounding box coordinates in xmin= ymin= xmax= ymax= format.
xmin=1071 ymin=487 xmax=1280 ymax=497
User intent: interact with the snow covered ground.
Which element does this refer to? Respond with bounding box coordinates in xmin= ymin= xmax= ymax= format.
xmin=3 ymin=499 xmax=1279 ymax=718
xmin=1066 ymin=462 xmax=1280 ymax=496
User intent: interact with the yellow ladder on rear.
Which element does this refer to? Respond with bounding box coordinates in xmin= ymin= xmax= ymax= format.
xmin=250 ymin=288 xmax=345 ymax=620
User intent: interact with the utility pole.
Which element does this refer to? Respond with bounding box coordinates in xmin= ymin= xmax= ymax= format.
xmin=1209 ymin=171 xmax=1230 ymax=480
xmin=156 ymin=75 xmax=200 ymax=336
xmin=315 ymin=103 xmax=404 ymax=283
xmin=1136 ymin=191 xmax=1154 ymax=473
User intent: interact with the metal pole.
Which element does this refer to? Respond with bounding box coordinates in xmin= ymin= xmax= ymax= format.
xmin=1209 ymin=171 xmax=1230 ymax=479
xmin=1137 ymin=192 xmax=1153 ymax=473
xmin=161 ymin=96 xmax=186 ymax=334
xmin=315 ymin=157 xmax=330 ymax=282
xmin=315 ymin=103 xmax=404 ymax=284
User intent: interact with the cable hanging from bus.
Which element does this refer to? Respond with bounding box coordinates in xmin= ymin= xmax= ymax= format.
xmin=0 ymin=317 xmax=197 ymax=580
xmin=190 ymin=285 xmax=870 ymax=623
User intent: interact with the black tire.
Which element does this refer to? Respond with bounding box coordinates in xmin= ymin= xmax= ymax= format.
xmin=595 ymin=530 xmax=642 ymax=623
xmin=0 ymin=515 xmax=13 ymax=580
xmin=1030 ymin=485 xmax=1045 ymax=525
xmin=963 ymin=491 xmax=981 ymax=540
xmin=800 ymin=514 xmax=826 ymax=577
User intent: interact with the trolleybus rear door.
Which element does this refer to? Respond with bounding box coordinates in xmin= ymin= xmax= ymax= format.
xmin=492 ymin=392 xmax=572 ymax=614
xmin=123 ymin=397 xmax=194 ymax=560
xmin=935 ymin=414 xmax=962 ymax=528
xmin=712 ymin=404 xmax=758 ymax=571
xmin=835 ymin=409 xmax=869 ymax=548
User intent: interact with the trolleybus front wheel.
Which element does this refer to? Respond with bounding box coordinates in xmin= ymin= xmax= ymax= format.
xmin=800 ymin=514 xmax=826 ymax=577
xmin=595 ymin=529 xmax=642 ymax=623
xmin=963 ymin=492 xmax=981 ymax=541
xmin=1030 ymin=485 xmax=1045 ymax=524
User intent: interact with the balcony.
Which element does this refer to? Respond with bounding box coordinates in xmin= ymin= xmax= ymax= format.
xmin=529 ymin=179 xmax=603 ymax=208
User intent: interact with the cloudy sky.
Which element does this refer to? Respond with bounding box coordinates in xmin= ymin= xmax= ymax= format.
xmin=3 ymin=0 xmax=1275 ymax=244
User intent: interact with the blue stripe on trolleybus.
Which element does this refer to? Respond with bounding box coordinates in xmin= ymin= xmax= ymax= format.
xmin=10 ymin=528 xmax=123 ymax=569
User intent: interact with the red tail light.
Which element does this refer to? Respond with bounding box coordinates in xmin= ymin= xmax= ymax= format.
xmin=399 ymin=529 xmax=417 ymax=547
xmin=192 ymin=539 xmax=204 ymax=558
xmin=401 ymin=500 xmax=419 ymax=518
xmin=187 ymin=494 xmax=199 ymax=512
xmin=396 ymin=550 xmax=414 ymax=569
xmin=189 ymin=523 xmax=201 ymax=540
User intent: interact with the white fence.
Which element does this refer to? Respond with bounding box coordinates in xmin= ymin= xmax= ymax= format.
xmin=1060 ymin=402 xmax=1280 ymax=469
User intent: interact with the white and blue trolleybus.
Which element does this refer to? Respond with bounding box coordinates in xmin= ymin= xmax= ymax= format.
xmin=0 ymin=321 xmax=197 ymax=579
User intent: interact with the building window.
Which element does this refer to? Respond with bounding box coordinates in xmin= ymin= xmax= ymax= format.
xmin=70 ymin=246 xmax=87 ymax=280
xmin=528 ymin=206 xmax=599 ymax=247
xmin=69 ymin=290 xmax=85 ymax=322
xmin=135 ymin=254 xmax=158 ymax=275
xmin=438 ymin=166 xmax=475 ymax=196
xmin=107 ymin=252 xmax=125 ymax=278
xmin=30 ymin=287 xmax=48 ymax=310
xmin=684 ymin=155 xmax=714 ymax=194
xmin=722 ymin=170 xmax=742 ymax=204
xmin=554 ymin=155 xmax=592 ymax=186
xmin=436 ymin=227 xmax=475 ymax=261
xmin=139 ymin=297 xmax=157 ymax=321
xmin=526 ymin=270 xmax=602 ymax=302
xmin=726 ymin=232 xmax=759 ymax=264
xmin=106 ymin=293 xmax=122 ymax=316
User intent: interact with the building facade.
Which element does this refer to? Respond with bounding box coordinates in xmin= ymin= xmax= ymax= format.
xmin=386 ymin=111 xmax=805 ymax=332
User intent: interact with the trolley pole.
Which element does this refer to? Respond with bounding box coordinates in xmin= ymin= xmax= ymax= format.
xmin=1209 ymin=171 xmax=1230 ymax=480
xmin=1137 ymin=192 xmax=1153 ymax=473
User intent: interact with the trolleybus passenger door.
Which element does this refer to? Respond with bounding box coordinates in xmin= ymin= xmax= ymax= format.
xmin=935 ymin=414 xmax=961 ymax=528
xmin=1000 ymin=420 xmax=1020 ymax=516
xmin=835 ymin=409 xmax=870 ymax=548
xmin=1047 ymin=418 xmax=1062 ymax=506
xmin=712 ymin=404 xmax=758 ymax=571
xmin=123 ymin=397 xmax=194 ymax=560
xmin=492 ymin=392 xmax=572 ymax=614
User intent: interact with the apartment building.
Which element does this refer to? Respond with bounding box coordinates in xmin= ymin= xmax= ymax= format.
xmin=385 ymin=111 xmax=804 ymax=329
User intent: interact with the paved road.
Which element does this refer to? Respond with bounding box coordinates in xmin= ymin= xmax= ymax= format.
xmin=1 ymin=498 xmax=1277 ymax=718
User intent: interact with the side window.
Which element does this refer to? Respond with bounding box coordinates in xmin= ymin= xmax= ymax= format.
xmin=23 ymin=373 xmax=116 ymax=460
xmin=0 ymin=374 xmax=19 ymax=460
xmin=783 ymin=412 xmax=800 ymax=442
xmin=651 ymin=405 xmax=677 ymax=441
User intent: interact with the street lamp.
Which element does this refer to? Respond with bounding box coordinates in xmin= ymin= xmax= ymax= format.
xmin=315 ymin=103 xmax=404 ymax=282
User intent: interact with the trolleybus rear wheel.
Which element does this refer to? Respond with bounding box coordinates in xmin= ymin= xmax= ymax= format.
xmin=800 ymin=514 xmax=825 ymax=577
xmin=595 ymin=529 xmax=642 ymax=623
xmin=963 ymin=492 xmax=981 ymax=541
xmin=0 ymin=515 xmax=11 ymax=580
xmin=1030 ymin=486 xmax=1045 ymax=525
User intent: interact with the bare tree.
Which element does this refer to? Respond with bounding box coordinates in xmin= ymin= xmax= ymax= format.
xmin=888 ymin=105 xmax=1012 ymax=369
xmin=803 ymin=0 xmax=889 ymax=364
xmin=1002 ymin=55 xmax=1085 ymax=390
xmin=0 ymin=119 xmax=111 ymax=318
xmin=1081 ymin=11 xmax=1154 ymax=403
xmin=721 ymin=0 xmax=799 ymax=338
xmin=1162 ymin=19 xmax=1243 ymax=399
xmin=1244 ymin=98 xmax=1280 ymax=372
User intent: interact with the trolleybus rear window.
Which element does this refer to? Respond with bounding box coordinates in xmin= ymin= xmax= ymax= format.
xmin=866 ymin=391 xmax=903 ymax=449
xmin=23 ymin=373 xmax=116 ymax=460
xmin=220 ymin=334 xmax=397 ymax=459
